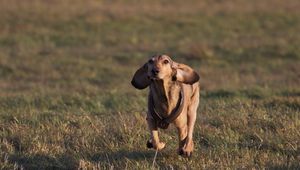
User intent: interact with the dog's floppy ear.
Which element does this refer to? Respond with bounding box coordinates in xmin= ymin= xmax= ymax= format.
xmin=172 ymin=62 xmax=199 ymax=84
xmin=131 ymin=63 xmax=151 ymax=89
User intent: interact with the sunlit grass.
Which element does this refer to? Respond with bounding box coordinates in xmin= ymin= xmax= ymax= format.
xmin=0 ymin=0 xmax=299 ymax=169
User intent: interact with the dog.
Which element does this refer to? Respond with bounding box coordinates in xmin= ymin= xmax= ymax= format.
xmin=131 ymin=54 xmax=200 ymax=157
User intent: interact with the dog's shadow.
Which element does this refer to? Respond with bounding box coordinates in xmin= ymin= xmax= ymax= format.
xmin=8 ymin=149 xmax=177 ymax=169
xmin=93 ymin=148 xmax=176 ymax=160
xmin=92 ymin=149 xmax=155 ymax=162
xmin=91 ymin=148 xmax=177 ymax=167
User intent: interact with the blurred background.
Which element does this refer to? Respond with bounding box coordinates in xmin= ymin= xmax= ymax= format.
xmin=0 ymin=0 xmax=299 ymax=169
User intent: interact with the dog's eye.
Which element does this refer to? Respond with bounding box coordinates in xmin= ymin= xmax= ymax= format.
xmin=163 ymin=60 xmax=169 ymax=64
xmin=148 ymin=59 xmax=154 ymax=64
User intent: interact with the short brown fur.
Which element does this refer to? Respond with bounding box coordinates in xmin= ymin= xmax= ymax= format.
xmin=131 ymin=55 xmax=200 ymax=157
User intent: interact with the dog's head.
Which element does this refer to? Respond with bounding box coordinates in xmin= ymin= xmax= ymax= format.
xmin=131 ymin=55 xmax=199 ymax=89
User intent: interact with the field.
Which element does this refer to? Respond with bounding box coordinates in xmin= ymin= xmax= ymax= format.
xmin=0 ymin=0 xmax=299 ymax=169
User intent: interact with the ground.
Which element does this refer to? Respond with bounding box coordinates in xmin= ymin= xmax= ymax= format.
xmin=0 ymin=0 xmax=299 ymax=169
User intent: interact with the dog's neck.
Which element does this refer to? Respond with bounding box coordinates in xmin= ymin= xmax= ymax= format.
xmin=150 ymin=78 xmax=181 ymax=117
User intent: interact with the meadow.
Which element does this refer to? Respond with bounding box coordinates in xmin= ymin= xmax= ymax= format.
xmin=0 ymin=0 xmax=299 ymax=169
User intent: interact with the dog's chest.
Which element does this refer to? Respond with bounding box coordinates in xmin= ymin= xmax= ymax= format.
xmin=150 ymin=84 xmax=181 ymax=117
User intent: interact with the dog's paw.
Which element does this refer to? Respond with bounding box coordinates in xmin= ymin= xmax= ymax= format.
xmin=154 ymin=142 xmax=166 ymax=150
xmin=178 ymin=148 xmax=193 ymax=158
xmin=147 ymin=140 xmax=165 ymax=150
xmin=178 ymin=140 xmax=194 ymax=157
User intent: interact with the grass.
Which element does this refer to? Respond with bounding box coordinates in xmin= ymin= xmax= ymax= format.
xmin=0 ymin=0 xmax=299 ymax=169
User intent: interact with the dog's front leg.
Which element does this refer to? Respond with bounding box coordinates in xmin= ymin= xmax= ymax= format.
xmin=175 ymin=108 xmax=197 ymax=157
xmin=146 ymin=116 xmax=165 ymax=150
xmin=180 ymin=92 xmax=199 ymax=157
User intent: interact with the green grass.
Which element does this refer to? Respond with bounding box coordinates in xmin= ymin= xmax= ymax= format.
xmin=0 ymin=0 xmax=299 ymax=169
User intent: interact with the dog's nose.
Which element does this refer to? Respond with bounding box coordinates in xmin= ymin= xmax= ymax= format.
xmin=152 ymin=69 xmax=159 ymax=75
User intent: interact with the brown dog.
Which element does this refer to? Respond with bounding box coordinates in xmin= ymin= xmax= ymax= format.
xmin=131 ymin=55 xmax=200 ymax=157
